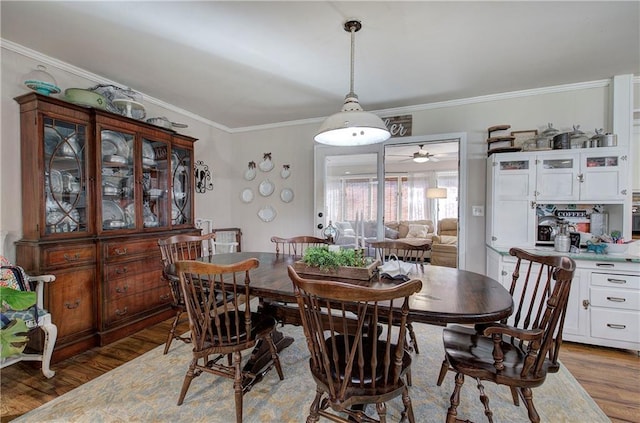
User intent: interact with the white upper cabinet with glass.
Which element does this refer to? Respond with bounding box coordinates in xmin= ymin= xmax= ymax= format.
xmin=535 ymin=147 xmax=628 ymax=202
xmin=486 ymin=153 xmax=536 ymax=247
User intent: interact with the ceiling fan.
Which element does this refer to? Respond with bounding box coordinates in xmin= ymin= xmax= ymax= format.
xmin=412 ymin=145 xmax=440 ymax=163
xmin=388 ymin=145 xmax=440 ymax=163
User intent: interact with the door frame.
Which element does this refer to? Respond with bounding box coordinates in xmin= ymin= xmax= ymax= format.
xmin=314 ymin=132 xmax=468 ymax=269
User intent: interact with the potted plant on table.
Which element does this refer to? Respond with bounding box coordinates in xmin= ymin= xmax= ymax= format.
xmin=293 ymin=246 xmax=379 ymax=281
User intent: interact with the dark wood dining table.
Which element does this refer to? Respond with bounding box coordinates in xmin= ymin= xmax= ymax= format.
xmin=165 ymin=251 xmax=514 ymax=373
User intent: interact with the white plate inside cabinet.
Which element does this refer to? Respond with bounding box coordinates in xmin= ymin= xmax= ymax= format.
xmin=259 ymin=179 xmax=275 ymax=197
xmin=241 ymin=188 xmax=254 ymax=203
xmin=258 ymin=205 xmax=277 ymax=222
xmin=280 ymin=188 xmax=294 ymax=203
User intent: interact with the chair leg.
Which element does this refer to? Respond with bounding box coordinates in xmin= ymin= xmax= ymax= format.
xmin=233 ymin=351 xmax=243 ymax=423
xmin=446 ymin=372 xmax=465 ymax=423
xmin=266 ymin=332 xmax=284 ymax=380
xmin=406 ymin=322 xmax=419 ymax=354
xmin=401 ymin=385 xmax=416 ymax=423
xmin=436 ymin=357 xmax=449 ymax=386
xmin=376 ymin=401 xmax=388 ymax=423
xmin=475 ymin=378 xmax=494 ymax=423
xmin=177 ymin=359 xmax=197 ymax=405
xmin=510 ymin=386 xmax=520 ymax=406
xmin=40 ymin=321 xmax=57 ymax=379
xmin=306 ymin=388 xmax=322 ymax=423
xmin=163 ymin=310 xmax=182 ymax=355
xmin=518 ymin=387 xmax=541 ymax=423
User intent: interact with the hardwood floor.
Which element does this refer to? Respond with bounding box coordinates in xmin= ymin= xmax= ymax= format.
xmin=1 ymin=319 xmax=639 ymax=422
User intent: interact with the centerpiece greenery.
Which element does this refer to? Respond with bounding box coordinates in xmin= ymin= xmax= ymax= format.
xmin=302 ymin=246 xmax=367 ymax=270
xmin=296 ymin=246 xmax=378 ymax=281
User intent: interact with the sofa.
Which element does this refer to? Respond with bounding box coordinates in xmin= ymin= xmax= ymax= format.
xmin=333 ymin=219 xmax=436 ymax=259
xmin=430 ymin=218 xmax=458 ymax=268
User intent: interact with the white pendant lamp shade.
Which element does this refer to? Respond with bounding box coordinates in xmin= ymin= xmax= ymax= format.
xmin=315 ymin=95 xmax=390 ymax=146
xmin=314 ymin=20 xmax=390 ymax=146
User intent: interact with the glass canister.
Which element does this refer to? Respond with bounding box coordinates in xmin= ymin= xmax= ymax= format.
xmin=554 ymin=221 xmax=571 ymax=252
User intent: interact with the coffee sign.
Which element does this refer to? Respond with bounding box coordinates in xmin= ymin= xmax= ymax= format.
xmin=383 ymin=114 xmax=412 ymax=137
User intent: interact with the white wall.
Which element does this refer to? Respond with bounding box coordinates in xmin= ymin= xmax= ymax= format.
xmin=1 ymin=44 xmax=616 ymax=274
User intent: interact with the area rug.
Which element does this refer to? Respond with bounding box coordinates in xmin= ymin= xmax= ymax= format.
xmin=14 ymin=324 xmax=608 ymax=422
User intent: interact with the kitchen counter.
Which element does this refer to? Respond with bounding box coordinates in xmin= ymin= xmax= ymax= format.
xmin=487 ymin=243 xmax=640 ymax=264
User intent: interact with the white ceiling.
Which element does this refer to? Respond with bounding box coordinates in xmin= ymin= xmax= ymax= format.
xmin=2 ymin=1 xmax=638 ymax=132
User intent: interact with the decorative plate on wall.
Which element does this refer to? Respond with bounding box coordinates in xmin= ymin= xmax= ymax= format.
xmin=241 ymin=188 xmax=254 ymax=203
xmin=244 ymin=161 xmax=257 ymax=181
xmin=280 ymin=188 xmax=294 ymax=203
xmin=259 ymin=152 xmax=273 ymax=172
xmin=259 ymin=179 xmax=275 ymax=197
xmin=258 ymin=205 xmax=277 ymax=222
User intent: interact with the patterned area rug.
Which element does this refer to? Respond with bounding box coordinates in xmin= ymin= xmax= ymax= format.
xmin=14 ymin=323 xmax=608 ymax=422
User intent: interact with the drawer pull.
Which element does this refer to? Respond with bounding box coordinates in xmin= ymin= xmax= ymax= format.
xmin=115 ymin=307 xmax=128 ymax=316
xmin=606 ymin=323 xmax=626 ymax=330
xmin=64 ymin=300 xmax=80 ymax=309
xmin=115 ymin=267 xmax=128 ymax=275
xmin=606 ymin=296 xmax=626 ymax=302
xmin=607 ymin=278 xmax=627 ymax=284
xmin=114 ymin=248 xmax=128 ymax=256
xmin=115 ymin=285 xmax=129 ymax=293
xmin=595 ymin=263 xmax=614 ymax=268
xmin=160 ymin=294 xmax=170 ymax=301
xmin=63 ymin=253 xmax=81 ymax=262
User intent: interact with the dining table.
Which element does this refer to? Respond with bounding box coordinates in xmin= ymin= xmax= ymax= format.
xmin=165 ymin=251 xmax=514 ymax=375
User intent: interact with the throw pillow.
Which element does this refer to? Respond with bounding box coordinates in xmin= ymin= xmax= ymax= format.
xmin=384 ymin=226 xmax=400 ymax=239
xmin=406 ymin=224 xmax=430 ymax=239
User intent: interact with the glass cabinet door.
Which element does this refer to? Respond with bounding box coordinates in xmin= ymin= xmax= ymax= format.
xmin=100 ymin=129 xmax=135 ymax=232
xmin=142 ymin=137 xmax=169 ymax=228
xmin=171 ymin=146 xmax=192 ymax=226
xmin=43 ymin=116 xmax=89 ymax=235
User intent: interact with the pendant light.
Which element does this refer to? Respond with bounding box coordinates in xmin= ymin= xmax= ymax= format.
xmin=314 ymin=20 xmax=390 ymax=146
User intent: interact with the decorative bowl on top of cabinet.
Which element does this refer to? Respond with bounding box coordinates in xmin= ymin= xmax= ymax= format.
xmin=14 ymin=92 xmax=199 ymax=361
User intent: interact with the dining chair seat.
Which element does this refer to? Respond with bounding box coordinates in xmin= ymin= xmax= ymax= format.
xmin=437 ymin=248 xmax=576 ymax=423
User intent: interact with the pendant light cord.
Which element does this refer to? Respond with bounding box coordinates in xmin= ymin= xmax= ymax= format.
xmin=349 ymin=24 xmax=356 ymax=97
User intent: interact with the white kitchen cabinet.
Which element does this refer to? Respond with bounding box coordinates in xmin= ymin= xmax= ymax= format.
xmin=486 ymin=247 xmax=639 ymax=352
xmin=487 ymin=148 xmax=630 ymax=248
xmin=486 ymin=154 xmax=536 ymax=247
xmin=535 ymin=147 xmax=628 ymax=202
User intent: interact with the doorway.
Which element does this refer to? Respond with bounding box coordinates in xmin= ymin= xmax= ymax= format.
xmin=314 ymin=133 xmax=467 ymax=269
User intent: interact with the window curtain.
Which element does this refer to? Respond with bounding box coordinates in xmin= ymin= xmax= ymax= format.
xmin=325 ymin=176 xmax=343 ymax=222
xmin=437 ymin=172 xmax=458 ymax=219
xmin=406 ymin=172 xmax=431 ymax=221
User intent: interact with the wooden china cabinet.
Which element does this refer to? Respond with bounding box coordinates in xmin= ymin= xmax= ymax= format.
xmin=14 ymin=93 xmax=198 ymax=361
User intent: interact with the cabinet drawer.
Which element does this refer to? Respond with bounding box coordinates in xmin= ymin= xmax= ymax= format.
xmin=105 ymin=268 xmax=164 ymax=300
xmin=591 ymin=272 xmax=640 ymax=289
xmin=105 ymin=256 xmax=162 ymax=281
xmin=103 ymin=287 xmax=172 ymax=326
xmin=590 ymin=287 xmax=640 ymax=311
xmin=104 ymin=238 xmax=161 ymax=260
xmin=43 ymin=244 xmax=96 ymax=268
xmin=590 ymin=308 xmax=640 ymax=344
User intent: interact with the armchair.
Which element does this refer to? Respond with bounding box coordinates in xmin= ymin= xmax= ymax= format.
xmin=0 ymin=257 xmax=57 ymax=378
xmin=430 ymin=218 xmax=458 ymax=268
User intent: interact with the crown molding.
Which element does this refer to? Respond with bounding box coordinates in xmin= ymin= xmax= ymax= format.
xmin=3 ymin=38 xmax=618 ymax=135
xmin=1 ymin=39 xmax=231 ymax=132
